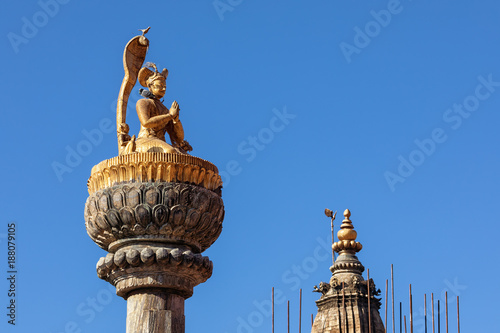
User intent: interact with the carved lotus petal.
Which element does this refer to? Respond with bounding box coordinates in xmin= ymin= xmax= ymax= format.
xmin=119 ymin=207 xmax=135 ymax=227
xmin=112 ymin=190 xmax=124 ymax=209
xmin=197 ymin=212 xmax=214 ymax=234
xmin=88 ymin=197 xmax=98 ymax=216
xmin=180 ymin=188 xmax=190 ymax=206
xmin=193 ymin=191 xmax=210 ymax=212
xmin=135 ymin=204 xmax=151 ymax=227
xmin=185 ymin=209 xmax=201 ymax=229
xmin=164 ymin=187 xmax=179 ymax=207
xmin=169 ymin=205 xmax=186 ymax=227
xmin=106 ymin=209 xmax=122 ymax=228
xmin=95 ymin=213 xmax=111 ymax=231
xmin=145 ymin=187 xmax=160 ymax=206
xmin=152 ymin=204 xmax=169 ymax=227
xmin=127 ymin=188 xmax=141 ymax=207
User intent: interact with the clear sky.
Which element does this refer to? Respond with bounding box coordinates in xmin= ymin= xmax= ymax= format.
xmin=1 ymin=0 xmax=499 ymax=332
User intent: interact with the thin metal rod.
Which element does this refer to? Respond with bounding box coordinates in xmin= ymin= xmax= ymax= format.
xmin=330 ymin=212 xmax=336 ymax=264
xmin=342 ymin=282 xmax=346 ymax=333
xmin=299 ymin=289 xmax=302 ymax=333
xmin=456 ymin=296 xmax=460 ymax=333
xmin=445 ymin=292 xmax=448 ymax=333
xmin=431 ymin=293 xmax=435 ymax=333
xmin=400 ymin=302 xmax=402 ymax=333
xmin=392 ymin=264 xmax=395 ymax=333
xmin=311 ymin=314 xmax=313 ymax=328
xmin=404 ymin=315 xmax=407 ymax=333
xmin=424 ymin=294 xmax=427 ymax=333
xmin=409 ymin=284 xmax=413 ymax=333
xmin=287 ymin=300 xmax=290 ymax=333
xmin=272 ymin=287 xmax=274 ymax=333
xmin=367 ymin=269 xmax=372 ymax=333
xmin=385 ymin=279 xmax=388 ymax=333
xmin=438 ymin=300 xmax=440 ymax=333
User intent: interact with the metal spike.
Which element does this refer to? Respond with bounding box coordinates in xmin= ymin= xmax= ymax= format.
xmin=438 ymin=300 xmax=440 ymax=333
xmin=424 ymin=294 xmax=427 ymax=333
xmin=343 ymin=282 xmax=347 ymax=333
xmin=431 ymin=293 xmax=435 ymax=333
xmin=445 ymin=292 xmax=448 ymax=333
xmin=409 ymin=284 xmax=413 ymax=333
xmin=288 ymin=300 xmax=290 ymax=333
xmin=299 ymin=289 xmax=302 ymax=333
xmin=368 ymin=269 xmax=372 ymax=333
xmin=272 ymin=287 xmax=274 ymax=333
xmin=385 ymin=279 xmax=389 ymax=333
xmin=392 ymin=265 xmax=395 ymax=333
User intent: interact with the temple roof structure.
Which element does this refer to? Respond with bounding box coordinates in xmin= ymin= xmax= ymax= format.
xmin=311 ymin=209 xmax=385 ymax=333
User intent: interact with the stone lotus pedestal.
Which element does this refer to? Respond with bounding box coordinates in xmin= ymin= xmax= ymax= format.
xmin=84 ymin=152 xmax=224 ymax=332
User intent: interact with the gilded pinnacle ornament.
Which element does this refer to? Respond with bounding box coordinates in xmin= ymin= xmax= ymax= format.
xmin=84 ymin=28 xmax=224 ymax=333
xmin=333 ymin=209 xmax=362 ymax=253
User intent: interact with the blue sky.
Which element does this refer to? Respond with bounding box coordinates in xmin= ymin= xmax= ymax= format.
xmin=1 ymin=0 xmax=499 ymax=332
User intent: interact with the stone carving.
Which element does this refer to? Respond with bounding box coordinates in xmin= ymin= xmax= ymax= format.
xmin=329 ymin=276 xmax=340 ymax=288
xmin=313 ymin=276 xmax=382 ymax=309
xmin=331 ymin=260 xmax=365 ymax=274
xmin=352 ymin=274 xmax=362 ymax=288
xmin=85 ymin=182 xmax=224 ymax=252
xmin=313 ymin=281 xmax=331 ymax=295
xmin=96 ymin=245 xmax=213 ymax=298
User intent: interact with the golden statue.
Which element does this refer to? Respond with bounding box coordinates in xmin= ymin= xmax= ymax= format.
xmin=116 ymin=28 xmax=192 ymax=155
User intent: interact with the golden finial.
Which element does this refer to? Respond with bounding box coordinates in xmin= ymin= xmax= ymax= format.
xmin=333 ymin=209 xmax=362 ymax=253
xmin=337 ymin=209 xmax=357 ymax=241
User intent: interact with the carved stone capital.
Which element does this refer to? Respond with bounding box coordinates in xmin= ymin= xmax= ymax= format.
xmin=97 ymin=244 xmax=212 ymax=298
xmin=85 ymin=152 xmax=225 ymax=305
xmin=331 ymin=257 xmax=365 ymax=275
xmin=84 ymin=182 xmax=224 ymax=252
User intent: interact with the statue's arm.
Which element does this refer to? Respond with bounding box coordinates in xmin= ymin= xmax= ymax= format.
xmin=170 ymin=118 xmax=185 ymax=142
xmin=136 ymin=99 xmax=173 ymax=129
xmin=168 ymin=119 xmax=193 ymax=152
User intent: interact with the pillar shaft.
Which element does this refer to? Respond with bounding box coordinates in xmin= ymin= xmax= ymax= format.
xmin=127 ymin=290 xmax=185 ymax=333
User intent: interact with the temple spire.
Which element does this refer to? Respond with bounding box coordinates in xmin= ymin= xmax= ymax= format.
xmin=312 ymin=209 xmax=385 ymax=333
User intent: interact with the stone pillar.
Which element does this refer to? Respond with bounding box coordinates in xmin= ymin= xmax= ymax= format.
xmin=84 ymin=152 xmax=224 ymax=332
xmin=312 ymin=209 xmax=385 ymax=333
xmin=126 ymin=290 xmax=185 ymax=333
